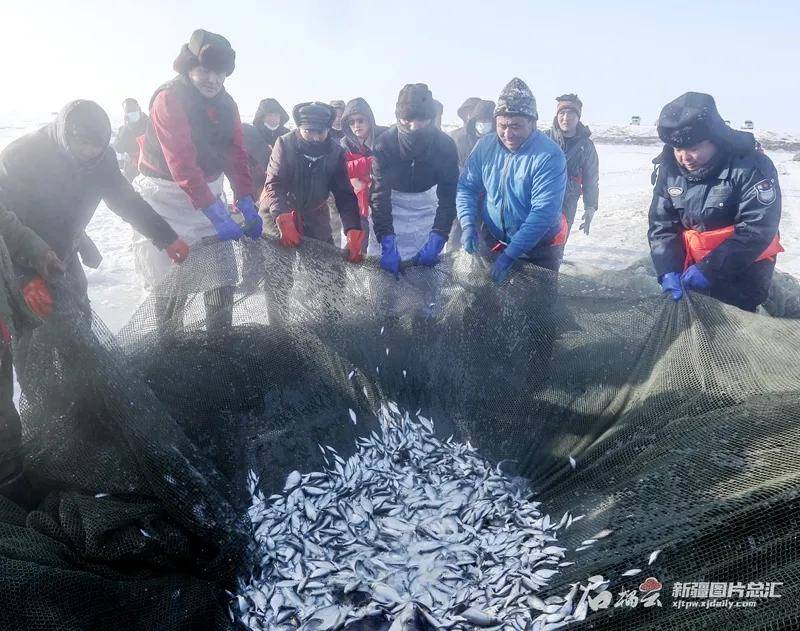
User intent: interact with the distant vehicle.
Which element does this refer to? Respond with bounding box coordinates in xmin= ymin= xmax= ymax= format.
xmin=630 ymin=116 xmax=641 ymax=126
xmin=742 ymin=120 xmax=754 ymax=130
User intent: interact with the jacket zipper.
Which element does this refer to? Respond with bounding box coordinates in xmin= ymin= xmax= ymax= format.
xmin=499 ymin=153 xmax=512 ymax=241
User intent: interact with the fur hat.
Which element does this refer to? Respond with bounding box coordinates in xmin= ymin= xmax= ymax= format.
xmin=657 ymin=92 xmax=754 ymax=153
xmin=457 ymin=97 xmax=481 ymax=125
xmin=173 ymin=29 xmax=236 ymax=76
xmin=293 ymin=102 xmax=336 ymax=131
xmin=395 ymin=84 xmax=437 ymax=121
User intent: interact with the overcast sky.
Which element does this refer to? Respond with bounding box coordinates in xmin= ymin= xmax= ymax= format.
xmin=3 ymin=0 xmax=799 ymax=131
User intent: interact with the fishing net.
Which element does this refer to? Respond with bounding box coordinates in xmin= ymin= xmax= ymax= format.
xmin=1 ymin=237 xmax=799 ymax=630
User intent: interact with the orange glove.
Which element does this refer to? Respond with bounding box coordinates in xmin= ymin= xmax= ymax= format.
xmin=23 ymin=276 xmax=54 ymax=318
xmin=166 ymin=238 xmax=190 ymax=264
xmin=345 ymin=229 xmax=367 ymax=263
xmin=276 ymin=211 xmax=302 ymax=248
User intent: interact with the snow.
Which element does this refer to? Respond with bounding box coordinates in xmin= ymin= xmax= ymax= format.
xmin=1 ymin=119 xmax=799 ymax=333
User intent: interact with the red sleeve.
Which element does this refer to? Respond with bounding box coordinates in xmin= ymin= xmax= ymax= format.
xmin=150 ymin=91 xmax=217 ymax=209
xmin=345 ymin=152 xmax=372 ymax=181
xmin=225 ymin=104 xmax=254 ymax=200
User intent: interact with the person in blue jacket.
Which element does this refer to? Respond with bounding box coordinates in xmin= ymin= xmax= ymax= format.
xmin=456 ymin=78 xmax=568 ymax=283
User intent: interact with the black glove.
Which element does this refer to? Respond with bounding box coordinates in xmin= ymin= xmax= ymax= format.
xmin=77 ymin=233 xmax=103 ymax=269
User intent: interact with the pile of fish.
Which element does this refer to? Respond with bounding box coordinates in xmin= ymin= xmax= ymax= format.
xmin=234 ymin=402 xmax=605 ymax=630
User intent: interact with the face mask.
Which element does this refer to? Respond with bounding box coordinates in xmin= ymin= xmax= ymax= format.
xmin=126 ymin=111 xmax=141 ymax=124
xmin=475 ymin=121 xmax=493 ymax=136
xmin=265 ymin=122 xmax=280 ymax=131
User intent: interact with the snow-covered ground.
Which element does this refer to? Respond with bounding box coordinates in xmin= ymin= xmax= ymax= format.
xmin=1 ymin=121 xmax=798 ymax=333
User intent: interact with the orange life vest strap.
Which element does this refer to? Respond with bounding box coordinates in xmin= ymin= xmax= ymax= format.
xmin=551 ymin=213 xmax=569 ymax=247
xmin=682 ymin=226 xmax=784 ymax=270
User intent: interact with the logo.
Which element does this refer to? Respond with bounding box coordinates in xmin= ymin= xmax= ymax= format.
xmin=667 ymin=186 xmax=684 ymax=197
xmin=754 ymin=179 xmax=776 ymax=205
xmin=640 ymin=577 xmax=663 ymax=593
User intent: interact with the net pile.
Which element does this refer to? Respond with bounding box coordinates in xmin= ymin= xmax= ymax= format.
xmin=1 ymin=237 xmax=799 ymax=630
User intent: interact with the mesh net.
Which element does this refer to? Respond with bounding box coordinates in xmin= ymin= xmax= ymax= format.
xmin=2 ymin=237 xmax=800 ymax=630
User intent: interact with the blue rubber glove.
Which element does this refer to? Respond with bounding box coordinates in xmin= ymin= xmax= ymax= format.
xmin=380 ymin=234 xmax=402 ymax=278
xmin=681 ymin=265 xmax=712 ymax=291
xmin=236 ymin=196 xmax=263 ymax=240
xmin=490 ymin=252 xmax=515 ymax=284
xmin=415 ymin=231 xmax=448 ymax=267
xmin=202 ymin=198 xmax=243 ymax=242
xmin=461 ymin=225 xmax=478 ymax=254
xmin=660 ymin=272 xmax=683 ymax=301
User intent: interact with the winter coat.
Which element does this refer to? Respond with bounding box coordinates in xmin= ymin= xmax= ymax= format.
xmin=114 ymin=114 xmax=149 ymax=182
xmin=340 ymin=98 xmax=388 ymax=156
xmin=242 ymin=123 xmax=289 ymax=198
xmin=0 ymin=102 xmax=179 ymax=266
xmin=244 ymin=100 xmax=291 ymax=196
xmin=259 ymin=130 xmax=360 ymax=232
xmin=370 ymin=125 xmax=460 ymax=241
xmin=139 ymin=76 xmax=253 ymax=209
xmin=546 ymin=122 xmax=599 ymax=224
xmin=340 ymin=98 xmax=389 ymax=218
xmin=252 ymin=98 xmax=290 ymax=145
xmin=457 ymin=131 xmax=567 ymax=260
xmin=450 ymin=99 xmax=496 ymax=172
xmin=0 ymin=201 xmax=50 ymax=334
xmin=648 ymin=146 xmax=781 ymax=282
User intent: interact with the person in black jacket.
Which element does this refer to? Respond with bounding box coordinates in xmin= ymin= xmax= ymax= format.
xmin=114 ymin=98 xmax=149 ymax=182
xmin=648 ymin=92 xmax=782 ymax=312
xmin=329 ymin=100 xmax=346 ymax=143
xmin=258 ymin=102 xmax=365 ymax=323
xmin=546 ymin=94 xmax=599 ymax=236
xmin=370 ymin=84 xmax=459 ymax=277
xmin=240 ymin=98 xmax=291 ymax=291
xmin=243 ymin=98 xmax=290 ymax=198
xmin=0 ymin=100 xmax=188 ymax=388
xmin=0 ymin=101 xmax=187 ymax=323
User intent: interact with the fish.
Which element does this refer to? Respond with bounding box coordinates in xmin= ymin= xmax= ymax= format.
xmin=460 ymin=607 xmax=499 ymax=627
xmin=234 ymin=401 xmax=599 ymax=629
xmin=284 ymin=471 xmax=302 ymax=492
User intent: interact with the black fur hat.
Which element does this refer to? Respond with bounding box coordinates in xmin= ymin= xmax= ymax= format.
xmin=292 ymin=102 xmax=336 ymax=131
xmin=657 ymin=92 xmax=754 ymax=153
xmin=395 ymin=84 xmax=436 ymax=122
xmin=173 ymin=29 xmax=236 ymax=76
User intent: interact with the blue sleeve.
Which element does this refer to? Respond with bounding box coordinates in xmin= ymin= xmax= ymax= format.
xmin=456 ymin=143 xmax=485 ymax=231
xmin=504 ymin=151 xmax=566 ymax=259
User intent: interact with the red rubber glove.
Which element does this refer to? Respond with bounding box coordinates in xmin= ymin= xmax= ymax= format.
xmin=23 ymin=276 xmax=54 ymax=318
xmin=345 ymin=229 xmax=366 ymax=263
xmin=276 ymin=211 xmax=302 ymax=248
xmin=166 ymin=238 xmax=190 ymax=264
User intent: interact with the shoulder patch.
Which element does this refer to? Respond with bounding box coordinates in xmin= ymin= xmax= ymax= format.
xmin=754 ymin=178 xmax=776 ymax=205
xmin=667 ymin=186 xmax=683 ymax=197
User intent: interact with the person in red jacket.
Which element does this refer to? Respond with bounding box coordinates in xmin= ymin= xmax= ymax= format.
xmin=340 ymin=98 xmax=388 ymax=254
xmin=134 ymin=29 xmax=262 ymax=331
